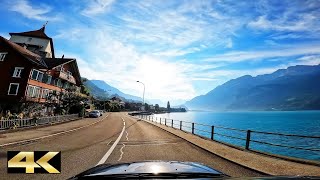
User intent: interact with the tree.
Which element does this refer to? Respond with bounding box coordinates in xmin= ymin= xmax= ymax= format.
xmin=167 ymin=101 xmax=171 ymax=112
xmin=144 ymin=103 xmax=150 ymax=111
xmin=155 ymin=104 xmax=160 ymax=112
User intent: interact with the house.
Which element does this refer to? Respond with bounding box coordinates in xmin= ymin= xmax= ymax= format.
xmin=0 ymin=26 xmax=82 ymax=113
xmin=109 ymin=97 xmax=125 ymax=107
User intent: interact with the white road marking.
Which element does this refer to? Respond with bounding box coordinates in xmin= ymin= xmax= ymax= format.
xmin=125 ymin=130 xmax=129 ymax=141
xmin=96 ymin=117 xmax=126 ymax=165
xmin=117 ymin=143 xmax=125 ymax=161
xmin=105 ymin=140 xmax=112 ymax=145
xmin=0 ymin=115 xmax=109 ymax=147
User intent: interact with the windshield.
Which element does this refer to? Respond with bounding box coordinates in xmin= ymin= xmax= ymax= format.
xmin=0 ymin=0 xmax=319 ymax=180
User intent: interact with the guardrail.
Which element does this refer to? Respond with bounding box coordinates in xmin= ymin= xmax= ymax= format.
xmin=138 ymin=115 xmax=320 ymax=161
xmin=0 ymin=114 xmax=79 ymax=130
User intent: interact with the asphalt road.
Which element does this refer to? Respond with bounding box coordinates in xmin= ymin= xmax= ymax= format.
xmin=0 ymin=112 xmax=262 ymax=179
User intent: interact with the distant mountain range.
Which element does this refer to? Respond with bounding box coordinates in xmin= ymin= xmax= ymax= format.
xmin=90 ymin=80 xmax=142 ymax=102
xmin=83 ymin=79 xmax=185 ymax=106
xmin=185 ymin=64 xmax=320 ymax=111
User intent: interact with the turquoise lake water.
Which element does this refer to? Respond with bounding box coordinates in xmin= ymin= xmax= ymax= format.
xmin=151 ymin=111 xmax=320 ymax=161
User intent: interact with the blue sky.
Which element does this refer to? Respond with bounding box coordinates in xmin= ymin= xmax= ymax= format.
xmin=1 ymin=0 xmax=320 ymax=105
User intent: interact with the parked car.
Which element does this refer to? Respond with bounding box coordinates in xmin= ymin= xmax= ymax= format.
xmin=89 ymin=110 xmax=101 ymax=118
xmin=98 ymin=110 xmax=103 ymax=116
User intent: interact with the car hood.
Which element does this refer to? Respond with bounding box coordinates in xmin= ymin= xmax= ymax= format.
xmin=70 ymin=161 xmax=225 ymax=178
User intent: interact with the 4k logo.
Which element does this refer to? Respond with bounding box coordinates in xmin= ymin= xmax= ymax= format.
xmin=7 ymin=151 xmax=61 ymax=174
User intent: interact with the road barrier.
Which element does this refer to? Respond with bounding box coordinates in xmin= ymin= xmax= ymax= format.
xmin=138 ymin=115 xmax=320 ymax=161
xmin=0 ymin=114 xmax=79 ymax=130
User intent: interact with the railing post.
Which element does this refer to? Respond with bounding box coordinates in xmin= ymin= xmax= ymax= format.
xmin=211 ymin=126 xmax=214 ymax=140
xmin=246 ymin=130 xmax=251 ymax=150
xmin=165 ymin=118 xmax=167 ymax=126
xmin=171 ymin=119 xmax=173 ymax=128
xmin=180 ymin=121 xmax=182 ymax=130
xmin=192 ymin=123 xmax=194 ymax=134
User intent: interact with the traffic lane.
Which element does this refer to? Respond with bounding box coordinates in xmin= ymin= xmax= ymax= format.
xmin=0 ymin=113 xmax=124 ymax=180
xmin=0 ymin=115 xmax=106 ymax=145
xmin=104 ymin=114 xmax=262 ymax=177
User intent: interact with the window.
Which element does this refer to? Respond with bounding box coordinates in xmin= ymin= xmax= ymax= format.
xmin=31 ymin=69 xmax=38 ymax=80
xmin=37 ymin=71 xmax=44 ymax=81
xmin=26 ymin=85 xmax=41 ymax=98
xmin=8 ymin=83 xmax=19 ymax=95
xmin=57 ymin=79 xmax=62 ymax=87
xmin=30 ymin=69 xmax=44 ymax=82
xmin=0 ymin=52 xmax=7 ymax=61
xmin=12 ymin=67 xmax=24 ymax=78
xmin=27 ymin=85 xmax=35 ymax=97
xmin=42 ymin=74 xmax=52 ymax=84
xmin=47 ymin=75 xmax=52 ymax=84
xmin=34 ymin=87 xmax=41 ymax=98
xmin=42 ymin=89 xmax=49 ymax=99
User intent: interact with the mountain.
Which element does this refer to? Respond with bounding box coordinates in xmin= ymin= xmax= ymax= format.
xmin=90 ymin=80 xmax=142 ymax=102
xmin=82 ymin=80 xmax=109 ymax=100
xmin=185 ymin=64 xmax=320 ymax=111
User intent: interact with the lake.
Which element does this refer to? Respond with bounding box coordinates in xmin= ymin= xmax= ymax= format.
xmin=150 ymin=111 xmax=320 ymax=161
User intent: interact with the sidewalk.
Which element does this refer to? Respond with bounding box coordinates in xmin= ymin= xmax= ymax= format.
xmin=0 ymin=115 xmax=107 ymax=146
xmin=135 ymin=116 xmax=320 ymax=176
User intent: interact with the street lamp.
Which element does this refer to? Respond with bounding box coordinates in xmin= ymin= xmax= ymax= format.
xmin=136 ymin=80 xmax=145 ymax=111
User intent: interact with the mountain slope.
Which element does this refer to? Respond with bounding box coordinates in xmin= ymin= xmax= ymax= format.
xmin=185 ymin=64 xmax=320 ymax=111
xmin=90 ymin=80 xmax=142 ymax=101
xmin=83 ymin=80 xmax=109 ymax=99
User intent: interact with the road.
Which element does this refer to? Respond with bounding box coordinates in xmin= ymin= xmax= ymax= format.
xmin=0 ymin=112 xmax=262 ymax=179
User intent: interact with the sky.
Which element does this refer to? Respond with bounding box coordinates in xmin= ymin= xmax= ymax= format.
xmin=0 ymin=0 xmax=320 ymax=105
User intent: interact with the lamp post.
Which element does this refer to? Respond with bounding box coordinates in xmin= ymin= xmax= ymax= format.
xmin=136 ymin=81 xmax=145 ymax=111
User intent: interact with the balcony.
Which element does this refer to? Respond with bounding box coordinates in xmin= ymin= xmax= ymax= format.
xmin=54 ymin=71 xmax=76 ymax=84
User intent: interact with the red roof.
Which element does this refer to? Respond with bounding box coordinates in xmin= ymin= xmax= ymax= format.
xmin=0 ymin=36 xmax=46 ymax=68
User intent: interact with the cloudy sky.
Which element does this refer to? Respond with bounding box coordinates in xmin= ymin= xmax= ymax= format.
xmin=1 ymin=0 xmax=320 ymax=104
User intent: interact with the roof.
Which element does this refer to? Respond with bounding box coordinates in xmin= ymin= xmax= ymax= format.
xmin=45 ymin=58 xmax=82 ymax=85
xmin=9 ymin=26 xmax=50 ymax=39
xmin=9 ymin=26 xmax=55 ymax=58
xmin=44 ymin=58 xmax=75 ymax=69
xmin=0 ymin=36 xmax=47 ymax=68
xmin=0 ymin=35 xmax=81 ymax=85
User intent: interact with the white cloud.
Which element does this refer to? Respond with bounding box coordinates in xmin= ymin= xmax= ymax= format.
xmin=8 ymin=0 xmax=60 ymax=21
xmin=81 ymin=0 xmax=115 ymax=16
xmin=297 ymin=55 xmax=320 ymax=65
xmin=50 ymin=0 xmax=320 ymax=100
xmin=204 ymin=45 xmax=320 ymax=62
xmin=247 ymin=1 xmax=320 ymax=34
xmin=248 ymin=15 xmax=314 ymax=32
xmin=59 ymin=27 xmax=196 ymax=100
xmin=0 ymin=32 xmax=10 ymax=39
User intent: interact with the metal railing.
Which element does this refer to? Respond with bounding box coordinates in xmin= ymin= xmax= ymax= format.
xmin=0 ymin=114 xmax=79 ymax=130
xmin=138 ymin=115 xmax=320 ymax=161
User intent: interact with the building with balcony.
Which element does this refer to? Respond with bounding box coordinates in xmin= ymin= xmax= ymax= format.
xmin=0 ymin=26 xmax=82 ymax=112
